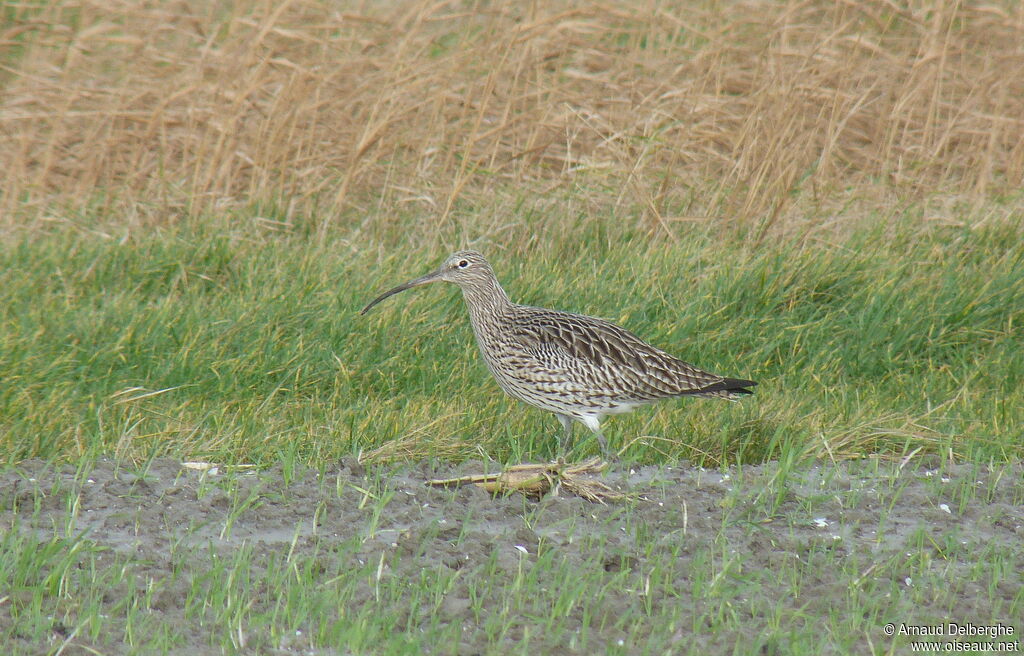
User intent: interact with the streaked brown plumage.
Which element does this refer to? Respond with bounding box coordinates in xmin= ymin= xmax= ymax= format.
xmin=361 ymin=251 xmax=756 ymax=455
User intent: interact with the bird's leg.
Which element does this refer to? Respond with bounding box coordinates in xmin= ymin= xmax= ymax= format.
xmin=591 ymin=427 xmax=612 ymax=460
xmin=556 ymin=414 xmax=574 ymax=456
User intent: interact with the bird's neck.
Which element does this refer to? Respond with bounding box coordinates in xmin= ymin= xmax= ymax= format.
xmin=462 ymin=277 xmax=512 ymax=328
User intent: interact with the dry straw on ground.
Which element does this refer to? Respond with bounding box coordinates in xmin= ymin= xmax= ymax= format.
xmin=427 ymin=457 xmax=625 ymax=503
xmin=2 ymin=1 xmax=1022 ymax=233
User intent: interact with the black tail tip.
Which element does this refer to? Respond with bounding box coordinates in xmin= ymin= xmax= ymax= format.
xmin=723 ymin=378 xmax=757 ymax=395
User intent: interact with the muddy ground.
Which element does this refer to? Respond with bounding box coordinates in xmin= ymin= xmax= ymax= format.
xmin=2 ymin=457 xmax=1022 ymax=655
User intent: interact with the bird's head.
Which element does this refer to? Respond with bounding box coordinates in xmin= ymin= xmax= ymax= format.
xmin=360 ymin=250 xmax=495 ymax=315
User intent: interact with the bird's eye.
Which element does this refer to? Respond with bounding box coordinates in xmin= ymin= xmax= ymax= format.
xmin=457 ymin=260 xmax=469 ymax=268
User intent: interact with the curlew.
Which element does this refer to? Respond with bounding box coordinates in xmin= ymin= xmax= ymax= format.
xmin=361 ymin=251 xmax=756 ymax=456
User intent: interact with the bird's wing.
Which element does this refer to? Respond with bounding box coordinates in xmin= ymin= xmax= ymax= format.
xmin=509 ymin=308 xmax=727 ymax=397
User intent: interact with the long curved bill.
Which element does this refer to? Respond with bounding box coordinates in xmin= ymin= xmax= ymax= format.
xmin=360 ymin=270 xmax=444 ymax=315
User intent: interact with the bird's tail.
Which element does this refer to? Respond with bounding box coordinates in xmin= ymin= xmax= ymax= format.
xmin=686 ymin=377 xmax=757 ymax=399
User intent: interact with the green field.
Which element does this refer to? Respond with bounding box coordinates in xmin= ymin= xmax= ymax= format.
xmin=2 ymin=214 xmax=1023 ymax=465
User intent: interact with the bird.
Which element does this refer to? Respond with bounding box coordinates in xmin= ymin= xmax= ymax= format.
xmin=360 ymin=251 xmax=756 ymax=456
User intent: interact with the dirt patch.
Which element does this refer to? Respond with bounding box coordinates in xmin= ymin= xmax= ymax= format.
xmin=2 ymin=457 xmax=1022 ymax=654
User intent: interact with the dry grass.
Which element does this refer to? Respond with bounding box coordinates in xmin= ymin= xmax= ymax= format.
xmin=426 ymin=457 xmax=625 ymax=502
xmin=2 ymin=0 xmax=1023 ymax=235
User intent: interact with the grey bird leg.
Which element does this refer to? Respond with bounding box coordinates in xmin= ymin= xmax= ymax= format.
xmin=557 ymin=414 xmax=612 ymax=459
xmin=590 ymin=427 xmax=611 ymax=459
xmin=556 ymin=414 xmax=574 ymax=453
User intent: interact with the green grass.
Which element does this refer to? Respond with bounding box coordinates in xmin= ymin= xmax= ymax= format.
xmin=1 ymin=210 xmax=1022 ymax=466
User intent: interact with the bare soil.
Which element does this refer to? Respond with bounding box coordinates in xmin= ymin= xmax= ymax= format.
xmin=2 ymin=457 xmax=1022 ymax=654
